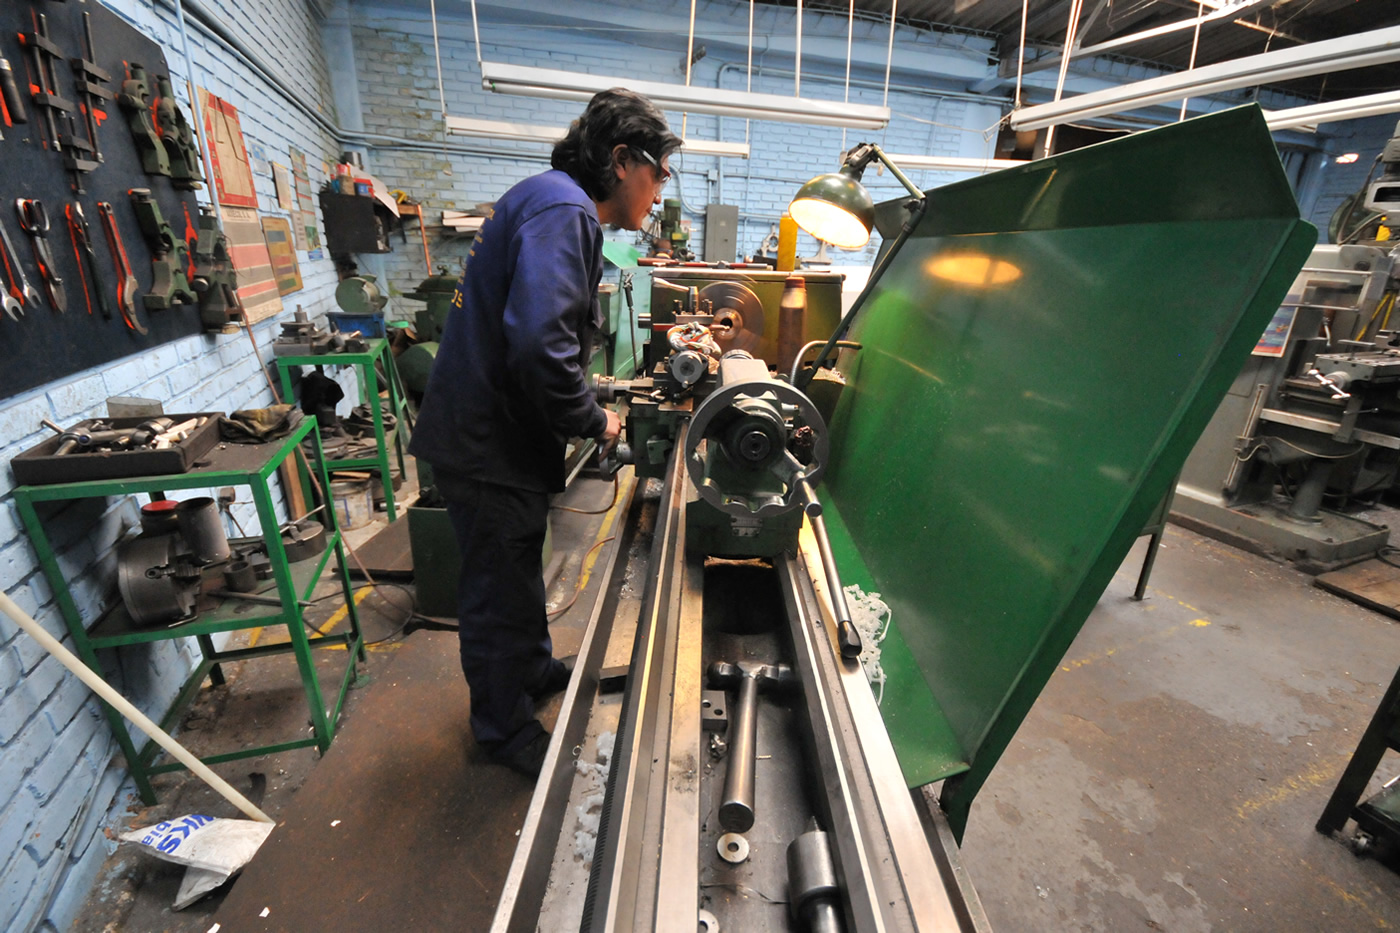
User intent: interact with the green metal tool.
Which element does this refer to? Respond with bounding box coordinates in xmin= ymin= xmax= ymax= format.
xmin=817 ymin=105 xmax=1317 ymax=840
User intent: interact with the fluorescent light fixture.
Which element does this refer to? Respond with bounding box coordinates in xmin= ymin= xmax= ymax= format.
xmin=480 ymin=61 xmax=891 ymax=131
xmin=445 ymin=116 xmax=749 ymax=158
xmin=1264 ymin=90 xmax=1400 ymax=132
xmin=1011 ymin=25 xmax=1400 ymax=131
xmin=445 ymin=116 xmax=564 ymax=143
xmin=684 ymin=139 xmax=751 ymax=158
xmin=882 ymin=153 xmax=1029 ymax=174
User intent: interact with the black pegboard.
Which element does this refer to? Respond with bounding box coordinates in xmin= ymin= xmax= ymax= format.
xmin=0 ymin=0 xmax=203 ymax=402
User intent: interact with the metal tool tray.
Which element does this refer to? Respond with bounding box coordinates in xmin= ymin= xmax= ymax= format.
xmin=10 ymin=412 xmax=223 ymax=485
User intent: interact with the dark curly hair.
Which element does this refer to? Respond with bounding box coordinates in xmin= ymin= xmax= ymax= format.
xmin=552 ymin=88 xmax=683 ymax=202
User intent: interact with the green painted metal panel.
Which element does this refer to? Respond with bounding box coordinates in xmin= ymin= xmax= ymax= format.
xmin=819 ymin=106 xmax=1317 ymax=839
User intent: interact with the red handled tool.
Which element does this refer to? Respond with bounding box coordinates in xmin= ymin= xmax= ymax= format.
xmin=96 ymin=201 xmax=146 ymax=334
xmin=16 ymin=199 xmax=65 ymax=312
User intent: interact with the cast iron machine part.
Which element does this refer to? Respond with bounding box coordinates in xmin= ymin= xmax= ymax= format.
xmin=117 ymin=533 xmax=201 ymax=627
xmin=191 ymin=205 xmax=242 ymax=331
xmin=706 ymin=660 xmax=796 ymax=833
xmin=118 ymin=63 xmax=171 ymax=177
xmin=16 ymin=199 xmax=66 ymax=312
xmin=129 ymin=188 xmax=196 ymax=310
xmin=154 ymin=74 xmax=204 ymax=190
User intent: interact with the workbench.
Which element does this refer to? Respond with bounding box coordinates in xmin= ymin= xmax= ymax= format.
xmin=275 ymin=338 xmax=413 ymax=521
xmin=13 ymin=418 xmax=366 ymax=804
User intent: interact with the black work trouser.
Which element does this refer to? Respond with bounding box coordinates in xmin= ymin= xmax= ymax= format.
xmin=445 ymin=479 xmax=554 ymax=756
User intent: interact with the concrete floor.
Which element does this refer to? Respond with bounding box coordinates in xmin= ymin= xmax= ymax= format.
xmin=70 ymin=498 xmax=1400 ymax=930
xmin=960 ymin=526 xmax=1400 ymax=931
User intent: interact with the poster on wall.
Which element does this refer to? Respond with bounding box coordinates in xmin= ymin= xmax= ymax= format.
xmin=273 ymin=163 xmax=294 ymax=210
xmin=289 ymin=147 xmax=322 ymax=253
xmin=225 ymin=206 xmax=284 ymax=322
xmin=199 ymin=89 xmax=258 ymax=209
xmin=261 ymin=217 xmax=303 ymax=296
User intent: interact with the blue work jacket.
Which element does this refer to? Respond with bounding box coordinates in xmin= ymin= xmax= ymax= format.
xmin=409 ymin=170 xmax=609 ymax=494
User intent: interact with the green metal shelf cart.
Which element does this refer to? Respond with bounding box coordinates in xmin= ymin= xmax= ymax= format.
xmin=274 ymin=337 xmax=413 ymax=521
xmin=13 ymin=417 xmax=366 ymax=805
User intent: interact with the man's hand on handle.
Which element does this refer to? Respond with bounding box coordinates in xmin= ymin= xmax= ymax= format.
xmin=598 ymin=409 xmax=622 ymax=453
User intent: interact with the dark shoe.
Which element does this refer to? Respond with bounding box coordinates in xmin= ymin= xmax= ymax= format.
xmin=495 ymin=731 xmax=551 ymax=778
xmin=529 ymin=655 xmax=577 ymax=700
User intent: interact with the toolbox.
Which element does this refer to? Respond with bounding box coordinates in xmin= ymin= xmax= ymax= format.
xmin=11 ymin=413 xmax=223 ymax=485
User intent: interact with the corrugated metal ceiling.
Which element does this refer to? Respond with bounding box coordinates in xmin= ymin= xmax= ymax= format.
xmin=794 ymin=0 xmax=1400 ymax=101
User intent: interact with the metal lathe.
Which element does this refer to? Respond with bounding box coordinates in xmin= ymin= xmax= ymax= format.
xmin=489 ymin=106 xmax=1318 ymax=932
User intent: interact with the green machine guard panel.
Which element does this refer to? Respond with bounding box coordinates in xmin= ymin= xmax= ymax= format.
xmin=818 ymin=106 xmax=1316 ymax=840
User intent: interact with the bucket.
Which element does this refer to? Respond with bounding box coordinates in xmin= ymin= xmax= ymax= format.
xmin=331 ymin=479 xmax=372 ymax=530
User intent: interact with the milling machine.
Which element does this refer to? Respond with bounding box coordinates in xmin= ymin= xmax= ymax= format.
xmin=1173 ymin=121 xmax=1400 ymax=569
xmin=491 ymin=106 xmax=1315 ymax=932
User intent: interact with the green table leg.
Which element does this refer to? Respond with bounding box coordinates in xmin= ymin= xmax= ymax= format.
xmin=307 ymin=432 xmax=367 ymax=664
xmin=361 ymin=356 xmax=398 ymax=523
xmin=252 ymin=469 xmax=333 ymax=752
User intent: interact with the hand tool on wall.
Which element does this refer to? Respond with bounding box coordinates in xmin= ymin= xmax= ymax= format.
xmin=128 ymin=188 xmax=195 ymax=309
xmin=706 ymin=660 xmax=797 ymax=833
xmin=96 ymin=200 xmax=147 ymax=334
xmin=154 ymin=75 xmax=203 ymax=190
xmin=66 ymin=203 xmax=111 ymax=319
xmin=19 ymin=12 xmax=74 ymax=153
xmin=16 ymin=199 xmax=66 ymax=312
xmin=67 ymin=11 xmax=115 ymax=174
xmin=0 ymin=57 xmax=27 ymax=125
xmin=118 ymin=63 xmax=170 ymax=177
xmin=0 ymin=216 xmax=34 ymax=319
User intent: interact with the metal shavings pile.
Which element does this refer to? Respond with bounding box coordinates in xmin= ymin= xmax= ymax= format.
xmin=572 ymin=730 xmax=615 ymax=865
xmin=845 ymin=584 xmax=892 ymax=705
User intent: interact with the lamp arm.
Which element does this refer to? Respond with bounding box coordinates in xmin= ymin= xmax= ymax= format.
xmin=794 ymin=196 xmax=928 ymax=392
xmin=871 ymin=145 xmax=927 ymax=203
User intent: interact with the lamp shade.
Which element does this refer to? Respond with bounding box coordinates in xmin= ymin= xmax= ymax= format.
xmin=789 ymin=168 xmax=876 ymax=249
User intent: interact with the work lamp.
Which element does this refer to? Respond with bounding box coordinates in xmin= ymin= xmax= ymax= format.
xmin=788 ymin=143 xmax=925 ymax=250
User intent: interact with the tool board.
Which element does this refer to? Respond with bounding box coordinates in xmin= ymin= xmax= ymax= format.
xmin=0 ymin=0 xmax=203 ymax=403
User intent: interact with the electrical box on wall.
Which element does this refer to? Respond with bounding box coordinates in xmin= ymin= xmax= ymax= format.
xmin=704 ymin=203 xmax=738 ymax=264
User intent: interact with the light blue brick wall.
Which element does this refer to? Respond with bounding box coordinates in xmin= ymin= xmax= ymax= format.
xmin=347 ymin=0 xmax=1008 ymax=302
xmin=0 ymin=1 xmax=344 ymax=929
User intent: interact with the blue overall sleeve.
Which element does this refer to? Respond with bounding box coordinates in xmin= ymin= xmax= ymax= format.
xmin=501 ymin=204 xmax=609 ymax=441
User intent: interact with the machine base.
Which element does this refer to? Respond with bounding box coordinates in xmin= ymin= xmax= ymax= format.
xmin=1170 ymin=484 xmax=1390 ymax=573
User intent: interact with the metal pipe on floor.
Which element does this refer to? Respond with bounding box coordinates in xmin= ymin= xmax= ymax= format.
xmin=0 ymin=590 xmax=275 ymax=824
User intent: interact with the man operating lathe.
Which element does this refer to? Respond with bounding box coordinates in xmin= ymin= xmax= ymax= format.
xmin=410 ymin=89 xmax=682 ymax=777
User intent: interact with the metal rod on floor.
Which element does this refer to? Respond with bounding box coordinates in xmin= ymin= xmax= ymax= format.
xmin=0 ymin=590 xmax=275 ymax=824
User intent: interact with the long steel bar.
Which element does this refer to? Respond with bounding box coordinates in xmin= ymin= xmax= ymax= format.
xmin=491 ymin=471 xmax=641 ymax=933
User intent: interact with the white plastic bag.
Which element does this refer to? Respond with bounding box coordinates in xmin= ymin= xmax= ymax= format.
xmin=121 ymin=814 xmax=274 ymax=909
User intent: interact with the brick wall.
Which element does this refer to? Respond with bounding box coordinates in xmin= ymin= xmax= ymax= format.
xmin=348 ymin=0 xmax=1007 ymax=304
xmin=0 ymin=1 xmax=344 ymax=929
